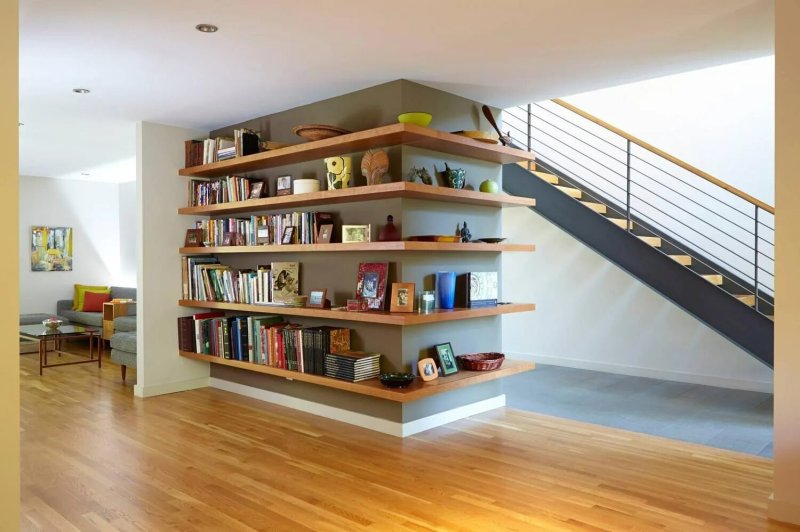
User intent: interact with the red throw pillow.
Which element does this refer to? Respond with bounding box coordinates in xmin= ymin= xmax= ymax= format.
xmin=82 ymin=291 xmax=111 ymax=312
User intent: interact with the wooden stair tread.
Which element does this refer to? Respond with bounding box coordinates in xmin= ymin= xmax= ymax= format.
xmin=670 ymin=255 xmax=692 ymax=266
xmin=555 ymin=185 xmax=582 ymax=198
xmin=638 ymin=236 xmax=662 ymax=247
xmin=735 ymin=294 xmax=756 ymax=306
xmin=582 ymin=201 xmax=607 ymax=214
xmin=702 ymin=274 xmax=724 ymax=286
xmin=532 ymin=171 xmax=559 ymax=184
xmin=608 ymin=218 xmax=633 ymax=229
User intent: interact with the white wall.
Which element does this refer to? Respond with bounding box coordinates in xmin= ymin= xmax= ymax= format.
xmin=118 ymin=181 xmax=137 ymax=287
xmin=19 ymin=175 xmax=123 ymax=314
xmin=502 ymin=207 xmax=774 ymax=392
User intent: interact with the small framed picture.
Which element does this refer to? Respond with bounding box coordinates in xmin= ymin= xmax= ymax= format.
xmin=256 ymin=224 xmax=270 ymax=245
xmin=222 ymin=232 xmax=234 ymax=246
xmin=250 ymin=181 xmax=265 ymax=199
xmin=184 ymin=228 xmax=204 ymax=247
xmin=434 ymin=342 xmax=459 ymax=376
xmin=318 ymin=224 xmax=333 ymax=244
xmin=307 ymin=288 xmax=327 ymax=308
xmin=276 ymin=175 xmax=292 ymax=196
xmin=390 ymin=282 xmax=415 ymax=313
xmin=342 ymin=224 xmax=371 ymax=243
xmin=418 ymin=357 xmax=439 ymax=381
xmin=282 ymin=226 xmax=295 ymax=244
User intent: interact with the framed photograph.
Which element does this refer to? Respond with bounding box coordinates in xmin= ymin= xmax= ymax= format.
xmin=342 ymin=224 xmax=371 ymax=243
xmin=282 ymin=226 xmax=295 ymax=245
xmin=307 ymin=288 xmax=327 ymax=308
xmin=356 ymin=262 xmax=388 ymax=310
xmin=318 ymin=223 xmax=333 ymax=244
xmin=184 ymin=228 xmax=204 ymax=248
xmin=276 ymin=175 xmax=292 ymax=196
xmin=434 ymin=342 xmax=459 ymax=376
xmin=418 ymin=357 xmax=439 ymax=382
xmin=390 ymin=282 xmax=415 ymax=313
xmin=256 ymin=224 xmax=270 ymax=245
xmin=250 ymin=181 xmax=265 ymax=199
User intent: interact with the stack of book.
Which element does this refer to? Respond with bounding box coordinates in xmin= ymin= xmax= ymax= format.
xmin=324 ymin=351 xmax=381 ymax=382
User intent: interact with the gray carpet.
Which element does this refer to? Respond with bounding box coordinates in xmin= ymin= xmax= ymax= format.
xmin=504 ymin=364 xmax=773 ymax=457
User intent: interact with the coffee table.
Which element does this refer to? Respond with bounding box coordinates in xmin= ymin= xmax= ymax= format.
xmin=19 ymin=324 xmax=102 ymax=375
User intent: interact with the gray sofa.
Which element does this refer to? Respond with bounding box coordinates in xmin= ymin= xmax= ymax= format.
xmin=110 ymin=331 xmax=137 ymax=383
xmin=56 ymin=286 xmax=137 ymax=331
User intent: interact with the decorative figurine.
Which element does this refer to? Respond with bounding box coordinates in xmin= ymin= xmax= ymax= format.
xmin=324 ymin=156 xmax=352 ymax=190
xmin=406 ymin=166 xmax=433 ymax=185
xmin=379 ymin=215 xmax=401 ymax=242
xmin=443 ymin=163 xmax=466 ymax=189
xmin=460 ymin=221 xmax=471 ymax=243
xmin=361 ymin=149 xmax=389 ymax=186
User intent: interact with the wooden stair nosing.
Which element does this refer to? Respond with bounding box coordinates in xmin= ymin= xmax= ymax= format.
xmin=582 ymin=201 xmax=607 ymax=214
xmin=669 ymin=254 xmax=692 ymax=266
xmin=702 ymin=274 xmax=724 ymax=286
xmin=735 ymin=294 xmax=756 ymax=307
xmin=555 ymin=185 xmax=582 ymax=198
xmin=638 ymin=236 xmax=662 ymax=248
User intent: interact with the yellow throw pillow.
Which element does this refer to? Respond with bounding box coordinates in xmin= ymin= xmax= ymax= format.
xmin=73 ymin=284 xmax=109 ymax=310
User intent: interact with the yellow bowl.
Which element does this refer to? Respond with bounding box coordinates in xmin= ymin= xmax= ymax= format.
xmin=398 ymin=112 xmax=432 ymax=127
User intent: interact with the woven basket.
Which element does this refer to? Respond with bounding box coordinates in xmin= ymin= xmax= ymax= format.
xmin=456 ymin=352 xmax=505 ymax=371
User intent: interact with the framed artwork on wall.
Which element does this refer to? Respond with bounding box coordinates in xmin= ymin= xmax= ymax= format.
xmin=31 ymin=226 xmax=73 ymax=272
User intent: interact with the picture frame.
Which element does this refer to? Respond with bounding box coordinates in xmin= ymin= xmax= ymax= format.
xmin=184 ymin=228 xmax=204 ymax=248
xmin=390 ymin=282 xmax=415 ymax=313
xmin=434 ymin=342 xmax=459 ymax=376
xmin=306 ymin=288 xmax=327 ymax=308
xmin=276 ymin=175 xmax=292 ymax=196
xmin=342 ymin=224 xmax=371 ymax=243
xmin=256 ymin=224 xmax=270 ymax=245
xmin=418 ymin=357 xmax=439 ymax=381
xmin=318 ymin=223 xmax=333 ymax=244
xmin=250 ymin=181 xmax=265 ymax=199
xmin=282 ymin=226 xmax=295 ymax=245
xmin=356 ymin=262 xmax=389 ymax=310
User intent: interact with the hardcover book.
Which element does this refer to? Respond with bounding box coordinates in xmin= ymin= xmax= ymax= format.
xmin=467 ymin=271 xmax=498 ymax=308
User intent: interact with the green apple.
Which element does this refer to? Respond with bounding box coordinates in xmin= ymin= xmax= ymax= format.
xmin=480 ymin=179 xmax=499 ymax=193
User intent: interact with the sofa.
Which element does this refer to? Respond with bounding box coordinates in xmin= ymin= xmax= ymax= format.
xmin=56 ymin=286 xmax=137 ymax=332
xmin=110 ymin=331 xmax=137 ymax=383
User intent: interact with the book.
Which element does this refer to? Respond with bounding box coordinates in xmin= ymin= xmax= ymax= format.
xmin=324 ymin=350 xmax=381 ymax=382
xmin=466 ymin=271 xmax=498 ymax=308
xmin=271 ymin=262 xmax=299 ymax=303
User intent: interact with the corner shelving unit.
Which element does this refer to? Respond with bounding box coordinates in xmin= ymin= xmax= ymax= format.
xmin=177 ymin=123 xmax=537 ymax=403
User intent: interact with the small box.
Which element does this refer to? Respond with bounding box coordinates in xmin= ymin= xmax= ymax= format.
xmin=346 ymin=299 xmax=368 ymax=312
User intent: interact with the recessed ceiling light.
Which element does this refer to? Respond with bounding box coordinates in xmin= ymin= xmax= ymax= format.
xmin=72 ymin=88 xmax=90 ymax=94
xmin=80 ymin=172 xmax=90 ymax=176
xmin=195 ymin=23 xmax=218 ymax=33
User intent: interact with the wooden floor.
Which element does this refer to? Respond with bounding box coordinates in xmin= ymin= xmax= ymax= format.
xmin=20 ymin=347 xmax=798 ymax=531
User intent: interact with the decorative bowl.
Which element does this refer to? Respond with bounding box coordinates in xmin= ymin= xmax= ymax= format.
xmin=477 ymin=238 xmax=507 ymax=244
xmin=379 ymin=373 xmax=416 ymax=388
xmin=292 ymin=124 xmax=351 ymax=142
xmin=456 ymin=352 xmax=505 ymax=371
xmin=398 ymin=112 xmax=433 ymax=127
xmin=42 ymin=318 xmax=63 ymax=330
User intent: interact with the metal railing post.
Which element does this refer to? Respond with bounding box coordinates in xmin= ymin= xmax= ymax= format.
xmin=754 ymin=205 xmax=759 ymax=313
xmin=626 ymin=139 xmax=631 ymax=231
xmin=526 ymin=104 xmax=532 ymax=170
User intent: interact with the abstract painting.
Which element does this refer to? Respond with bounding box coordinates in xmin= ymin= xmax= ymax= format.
xmin=31 ymin=226 xmax=73 ymax=271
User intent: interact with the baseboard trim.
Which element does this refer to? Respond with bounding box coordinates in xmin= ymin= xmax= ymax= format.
xmin=506 ymin=352 xmax=773 ymax=393
xmin=209 ymin=377 xmax=505 ymax=437
xmin=134 ymin=376 xmax=210 ymax=398
xmin=768 ymin=494 xmax=800 ymax=525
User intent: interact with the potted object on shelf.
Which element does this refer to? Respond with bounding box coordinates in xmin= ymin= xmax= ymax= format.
xmin=361 ymin=149 xmax=389 ymax=186
xmin=324 ymin=156 xmax=352 ymax=190
xmin=443 ymin=163 xmax=466 ymax=189
xmin=378 ymin=215 xmax=400 ymax=242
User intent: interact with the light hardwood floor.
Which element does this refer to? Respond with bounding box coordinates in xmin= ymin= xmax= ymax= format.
xmin=20 ymin=347 xmax=798 ymax=531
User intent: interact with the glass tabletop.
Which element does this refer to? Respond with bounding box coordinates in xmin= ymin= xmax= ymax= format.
xmin=20 ymin=324 xmax=100 ymax=337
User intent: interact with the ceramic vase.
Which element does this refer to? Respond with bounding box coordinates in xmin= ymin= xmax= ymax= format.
xmin=325 ymin=156 xmax=352 ymax=190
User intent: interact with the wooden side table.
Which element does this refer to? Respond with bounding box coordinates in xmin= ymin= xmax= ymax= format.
xmin=102 ymin=301 xmax=131 ymax=340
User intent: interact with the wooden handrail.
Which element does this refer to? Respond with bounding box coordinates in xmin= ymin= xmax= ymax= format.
xmin=551 ymin=98 xmax=775 ymax=215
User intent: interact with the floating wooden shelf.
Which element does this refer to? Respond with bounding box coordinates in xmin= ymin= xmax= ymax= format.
xmin=179 ymin=350 xmax=534 ymax=402
xmin=179 ymin=123 xmax=536 ymax=178
xmin=178 ymin=300 xmax=535 ymax=326
xmin=178 ymin=181 xmax=535 ymax=216
xmin=181 ymin=241 xmax=535 ymax=254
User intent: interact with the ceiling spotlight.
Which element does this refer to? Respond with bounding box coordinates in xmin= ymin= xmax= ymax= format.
xmin=195 ymin=23 xmax=218 ymax=33
xmin=80 ymin=172 xmax=90 ymax=176
xmin=72 ymin=88 xmax=90 ymax=94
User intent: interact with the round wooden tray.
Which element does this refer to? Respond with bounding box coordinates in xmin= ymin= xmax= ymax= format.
xmin=292 ymin=124 xmax=351 ymax=142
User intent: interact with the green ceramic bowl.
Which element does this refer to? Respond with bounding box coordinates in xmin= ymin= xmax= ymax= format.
xmin=398 ymin=112 xmax=432 ymax=127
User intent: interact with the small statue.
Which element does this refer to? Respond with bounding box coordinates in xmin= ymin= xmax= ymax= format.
xmin=460 ymin=221 xmax=471 ymax=243
xmin=406 ymin=166 xmax=433 ymax=185
xmin=379 ymin=214 xmax=401 ymax=242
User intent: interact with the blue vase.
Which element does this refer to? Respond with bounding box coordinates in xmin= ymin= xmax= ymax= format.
xmin=436 ymin=271 xmax=456 ymax=309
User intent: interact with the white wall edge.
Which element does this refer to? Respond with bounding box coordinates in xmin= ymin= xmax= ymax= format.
xmin=507 ymin=352 xmax=773 ymax=393
xmin=134 ymin=376 xmax=210 ymax=398
xmin=209 ymin=377 xmax=505 ymax=437
xmin=768 ymin=494 xmax=800 ymax=526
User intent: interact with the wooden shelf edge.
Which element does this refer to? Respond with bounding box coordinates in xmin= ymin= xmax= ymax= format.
xmin=179 ymin=123 xmax=535 ymax=178
xmin=177 ymin=300 xmax=536 ymax=325
xmin=180 ymin=242 xmax=536 ymax=254
xmin=177 ymin=182 xmax=536 ymax=216
xmin=180 ymin=350 xmax=535 ymax=402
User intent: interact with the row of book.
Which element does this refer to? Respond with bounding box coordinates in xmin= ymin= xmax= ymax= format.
xmin=194 ymin=211 xmax=333 ymax=247
xmin=181 ymin=257 xmax=299 ymax=304
xmin=188 ymin=176 xmax=256 ymax=207
xmin=177 ymin=312 xmax=364 ymax=378
xmin=184 ymin=129 xmax=261 ymax=167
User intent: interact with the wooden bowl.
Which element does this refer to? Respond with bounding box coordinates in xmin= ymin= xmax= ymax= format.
xmin=292 ymin=124 xmax=351 ymax=142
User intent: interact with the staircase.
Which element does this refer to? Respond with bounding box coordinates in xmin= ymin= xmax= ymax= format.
xmin=503 ymin=100 xmax=774 ymax=366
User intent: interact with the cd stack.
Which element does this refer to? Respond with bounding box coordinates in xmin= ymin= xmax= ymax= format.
xmin=324 ymin=351 xmax=381 ymax=382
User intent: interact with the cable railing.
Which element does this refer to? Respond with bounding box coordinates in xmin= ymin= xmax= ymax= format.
xmin=505 ymin=100 xmax=775 ymax=314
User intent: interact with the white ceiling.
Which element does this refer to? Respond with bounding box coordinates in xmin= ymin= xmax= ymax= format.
xmin=19 ymin=0 xmax=773 ymax=183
